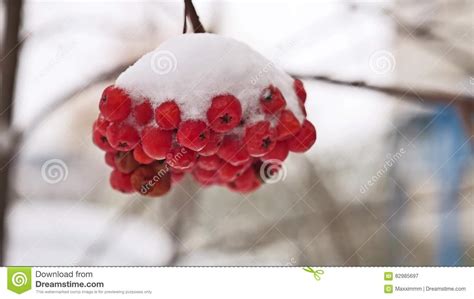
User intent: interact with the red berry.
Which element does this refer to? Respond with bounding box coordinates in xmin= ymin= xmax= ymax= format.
xmin=133 ymin=144 xmax=154 ymax=164
xmin=192 ymin=167 xmax=216 ymax=186
xmin=167 ymin=146 xmax=197 ymax=170
xmin=217 ymin=135 xmax=250 ymax=166
xmin=217 ymin=162 xmax=248 ymax=182
xmin=155 ymin=101 xmax=181 ymax=130
xmin=300 ymin=104 xmax=307 ymax=117
xmin=238 ymin=167 xmax=261 ymax=186
xmin=228 ymin=168 xmax=261 ymax=193
xmin=133 ymin=100 xmax=153 ymax=125
xmin=171 ymin=171 xmax=185 ymax=183
xmin=106 ymin=122 xmax=140 ymax=151
xmin=150 ymin=160 xmax=168 ymax=173
xmin=259 ymin=85 xmax=286 ymax=114
xmin=177 ymin=120 xmax=210 ymax=151
xmin=287 ymin=120 xmax=317 ymax=152
xmin=261 ymin=141 xmax=289 ymax=161
xmin=198 ymin=131 xmax=223 ymax=156
xmin=114 ymin=151 xmax=140 ymax=174
xmin=92 ymin=130 xmax=115 ymax=152
xmin=141 ymin=126 xmax=173 ymax=160
xmin=276 ymin=110 xmax=301 ymax=140
xmin=110 ymin=170 xmax=134 ymax=193
xmin=197 ymin=155 xmax=223 ymax=170
xmin=99 ymin=85 xmax=132 ymax=121
xmin=105 ymin=152 xmax=116 ymax=167
xmin=293 ymin=79 xmax=307 ymax=103
xmin=244 ymin=121 xmax=277 ymax=157
xmin=93 ymin=115 xmax=110 ymax=135
xmin=130 ymin=164 xmax=171 ymax=197
xmin=207 ymin=95 xmax=242 ymax=133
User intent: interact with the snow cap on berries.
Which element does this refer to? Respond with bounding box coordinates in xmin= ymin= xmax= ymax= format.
xmin=116 ymin=33 xmax=305 ymax=126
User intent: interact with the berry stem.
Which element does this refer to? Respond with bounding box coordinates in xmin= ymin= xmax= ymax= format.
xmin=182 ymin=3 xmax=187 ymax=34
xmin=183 ymin=0 xmax=206 ymax=33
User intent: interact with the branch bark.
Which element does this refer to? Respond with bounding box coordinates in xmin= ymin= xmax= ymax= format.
xmin=458 ymin=102 xmax=474 ymax=141
xmin=294 ymin=74 xmax=474 ymax=146
xmin=0 ymin=0 xmax=23 ymax=265
xmin=293 ymin=74 xmax=474 ymax=105
xmin=20 ymin=57 xmax=140 ymax=139
xmin=183 ymin=0 xmax=205 ymax=33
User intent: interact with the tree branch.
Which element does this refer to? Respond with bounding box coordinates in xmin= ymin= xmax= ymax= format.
xmin=182 ymin=2 xmax=188 ymax=34
xmin=293 ymin=74 xmax=474 ymax=106
xmin=0 ymin=0 xmax=23 ymax=265
xmin=183 ymin=0 xmax=205 ymax=33
xmin=294 ymin=74 xmax=474 ymax=147
xmin=20 ymin=57 xmax=140 ymax=139
xmin=458 ymin=102 xmax=474 ymax=140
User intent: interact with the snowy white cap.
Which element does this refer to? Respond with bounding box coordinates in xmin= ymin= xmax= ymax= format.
xmin=116 ymin=33 xmax=304 ymax=126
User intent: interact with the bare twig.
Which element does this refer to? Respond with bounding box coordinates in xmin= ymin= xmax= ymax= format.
xmin=0 ymin=57 xmax=140 ymax=181
xmin=301 ymin=155 xmax=360 ymax=265
xmin=183 ymin=0 xmax=205 ymax=33
xmin=20 ymin=57 xmax=140 ymax=139
xmin=0 ymin=0 xmax=23 ymax=265
xmin=182 ymin=2 xmax=188 ymax=34
xmin=295 ymin=74 xmax=474 ymax=148
xmin=293 ymin=74 xmax=474 ymax=105
xmin=349 ymin=3 xmax=474 ymax=75
xmin=392 ymin=17 xmax=474 ymax=75
xmin=458 ymin=102 xmax=474 ymax=141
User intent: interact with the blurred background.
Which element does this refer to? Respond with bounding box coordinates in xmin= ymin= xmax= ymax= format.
xmin=0 ymin=0 xmax=472 ymax=266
